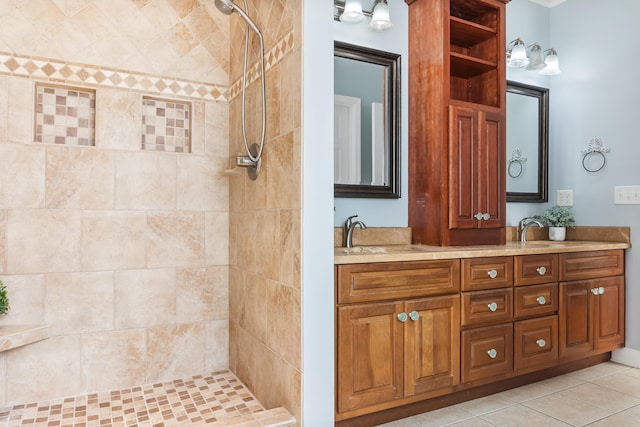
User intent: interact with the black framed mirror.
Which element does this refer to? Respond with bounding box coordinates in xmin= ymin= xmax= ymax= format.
xmin=506 ymin=80 xmax=549 ymax=203
xmin=334 ymin=41 xmax=400 ymax=198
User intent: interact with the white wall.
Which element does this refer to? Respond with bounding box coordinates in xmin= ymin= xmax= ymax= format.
xmin=333 ymin=2 xmax=409 ymax=227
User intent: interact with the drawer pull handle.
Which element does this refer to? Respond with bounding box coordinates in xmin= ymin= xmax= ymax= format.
xmin=487 ymin=269 xmax=498 ymax=279
xmin=487 ymin=302 xmax=498 ymax=312
xmin=487 ymin=349 xmax=498 ymax=359
xmin=397 ymin=312 xmax=408 ymax=322
xmin=536 ymin=339 xmax=546 ymax=348
xmin=536 ymin=266 xmax=547 ymax=275
xmin=409 ymin=310 xmax=420 ymax=321
xmin=536 ymin=296 xmax=546 ymax=305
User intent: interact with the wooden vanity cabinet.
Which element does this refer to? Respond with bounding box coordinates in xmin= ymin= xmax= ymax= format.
xmin=336 ymin=261 xmax=461 ymax=418
xmin=559 ymin=250 xmax=625 ymax=360
xmin=407 ymin=0 xmax=508 ymax=246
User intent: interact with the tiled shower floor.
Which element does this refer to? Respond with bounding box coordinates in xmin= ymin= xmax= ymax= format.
xmin=0 ymin=371 xmax=294 ymax=427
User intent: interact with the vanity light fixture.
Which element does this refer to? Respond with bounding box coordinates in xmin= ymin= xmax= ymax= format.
xmin=334 ymin=0 xmax=393 ymax=32
xmin=507 ymin=38 xmax=562 ymax=75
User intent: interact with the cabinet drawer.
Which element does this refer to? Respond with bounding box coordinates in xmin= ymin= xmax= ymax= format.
xmin=514 ymin=283 xmax=558 ymax=319
xmin=560 ymin=250 xmax=624 ymax=281
xmin=337 ymin=260 xmax=460 ymax=304
xmin=514 ymin=254 xmax=558 ymax=286
xmin=461 ymin=323 xmax=513 ymax=383
xmin=461 ymin=257 xmax=513 ymax=291
xmin=514 ymin=315 xmax=558 ymax=372
xmin=462 ymin=288 xmax=512 ymax=327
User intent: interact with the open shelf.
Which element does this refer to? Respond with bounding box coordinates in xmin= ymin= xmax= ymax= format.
xmin=450 ymin=17 xmax=496 ymax=47
xmin=450 ymin=52 xmax=496 ymax=79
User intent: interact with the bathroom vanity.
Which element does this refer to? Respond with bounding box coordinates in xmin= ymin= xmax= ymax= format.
xmin=334 ymin=239 xmax=628 ymax=426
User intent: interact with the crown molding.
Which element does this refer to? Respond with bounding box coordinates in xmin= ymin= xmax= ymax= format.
xmin=528 ymin=0 xmax=567 ymax=7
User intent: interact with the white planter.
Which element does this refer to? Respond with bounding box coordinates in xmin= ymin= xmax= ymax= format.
xmin=549 ymin=227 xmax=566 ymax=241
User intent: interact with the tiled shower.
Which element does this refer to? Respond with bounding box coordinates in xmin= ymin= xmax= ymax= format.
xmin=0 ymin=0 xmax=301 ymax=424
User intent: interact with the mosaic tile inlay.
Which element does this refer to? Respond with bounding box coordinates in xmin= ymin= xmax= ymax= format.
xmin=142 ymin=98 xmax=191 ymax=153
xmin=0 ymin=371 xmax=296 ymax=427
xmin=35 ymin=84 xmax=96 ymax=146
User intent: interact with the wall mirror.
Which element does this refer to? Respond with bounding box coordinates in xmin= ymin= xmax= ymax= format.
xmin=506 ymin=80 xmax=549 ymax=203
xmin=334 ymin=41 xmax=400 ymax=198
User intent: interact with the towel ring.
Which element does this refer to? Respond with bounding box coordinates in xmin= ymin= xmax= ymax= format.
xmin=582 ymin=151 xmax=606 ymax=172
xmin=508 ymin=159 xmax=525 ymax=178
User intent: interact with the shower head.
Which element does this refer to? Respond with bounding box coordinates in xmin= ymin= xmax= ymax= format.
xmin=214 ymin=0 xmax=235 ymax=15
xmin=213 ymin=0 xmax=262 ymax=37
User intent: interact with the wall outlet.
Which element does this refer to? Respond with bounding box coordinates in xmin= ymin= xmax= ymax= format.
xmin=557 ymin=190 xmax=573 ymax=206
xmin=614 ymin=186 xmax=640 ymax=204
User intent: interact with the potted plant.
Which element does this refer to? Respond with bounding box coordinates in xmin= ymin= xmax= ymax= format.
xmin=536 ymin=205 xmax=575 ymax=241
xmin=0 ymin=279 xmax=9 ymax=315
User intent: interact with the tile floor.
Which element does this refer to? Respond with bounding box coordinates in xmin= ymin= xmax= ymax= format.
xmin=379 ymin=361 xmax=640 ymax=427
xmin=0 ymin=371 xmax=294 ymax=427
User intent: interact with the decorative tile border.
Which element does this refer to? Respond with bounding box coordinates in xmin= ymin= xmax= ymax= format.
xmin=142 ymin=97 xmax=191 ymax=153
xmin=35 ymin=84 xmax=96 ymax=146
xmin=0 ymin=30 xmax=295 ymax=104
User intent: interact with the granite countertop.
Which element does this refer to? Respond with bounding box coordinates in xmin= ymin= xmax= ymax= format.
xmin=334 ymin=240 xmax=631 ymax=265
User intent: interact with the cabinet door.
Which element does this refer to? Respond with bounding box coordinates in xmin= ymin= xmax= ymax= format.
xmin=337 ymin=301 xmax=404 ymax=413
xmin=559 ymin=281 xmax=592 ymax=359
xmin=594 ymin=276 xmax=625 ymax=351
xmin=448 ymin=106 xmax=504 ymax=230
xmin=405 ymin=295 xmax=460 ymax=397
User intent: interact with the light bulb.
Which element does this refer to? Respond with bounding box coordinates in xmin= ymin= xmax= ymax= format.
xmin=340 ymin=0 xmax=365 ymax=23
xmin=539 ymin=49 xmax=561 ymax=75
xmin=369 ymin=0 xmax=393 ymax=32
xmin=508 ymin=39 xmax=529 ymax=68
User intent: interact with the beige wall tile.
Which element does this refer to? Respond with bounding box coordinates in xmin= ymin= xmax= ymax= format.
xmin=176 ymin=266 xmax=228 ymax=323
xmin=81 ymin=329 xmax=147 ymax=392
xmin=81 ymin=211 xmax=148 ymax=271
xmin=0 ymin=210 xmax=5 ymax=274
xmin=7 ymin=78 xmax=33 ymax=143
xmin=0 ymin=352 xmax=5 ymax=406
xmin=45 ymin=271 xmax=114 ymax=336
xmin=0 ymin=143 xmax=45 ymax=209
xmin=205 ymin=319 xmax=229 ymax=372
xmin=236 ymin=211 xmax=279 ymax=280
xmin=114 ymin=268 xmax=176 ymax=329
xmin=228 ymin=322 xmax=256 ymax=392
xmin=267 ymin=132 xmax=300 ymax=210
xmin=238 ymin=272 xmax=267 ymax=343
xmin=146 ymin=322 xmax=204 ymax=382
xmin=45 ymin=146 xmax=115 ymax=209
xmin=146 ymin=212 xmax=204 ymax=268
xmin=176 ymin=155 xmax=228 ymax=211
xmin=279 ymin=48 xmax=301 ymax=134
xmin=205 ymin=211 xmax=229 ymax=266
xmin=266 ymin=281 xmax=300 ymax=370
xmin=0 ymin=274 xmax=45 ymax=325
xmin=6 ymin=335 xmax=81 ymax=405
xmin=139 ymin=0 xmax=181 ymax=33
xmin=7 ymin=210 xmax=81 ymax=274
xmin=190 ymin=101 xmax=206 ymax=155
xmin=279 ymin=210 xmax=300 ymax=290
xmin=205 ymin=101 xmax=229 ymax=157
xmin=95 ymin=89 xmax=142 ymax=151
xmin=115 ymin=151 xmax=177 ymax=210
xmin=0 ymin=76 xmax=7 ymax=143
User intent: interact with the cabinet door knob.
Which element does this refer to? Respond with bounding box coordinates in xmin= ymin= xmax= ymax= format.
xmin=475 ymin=212 xmax=484 ymax=220
xmin=397 ymin=312 xmax=408 ymax=322
xmin=487 ymin=302 xmax=498 ymax=312
xmin=482 ymin=213 xmax=491 ymax=220
xmin=409 ymin=310 xmax=420 ymax=321
xmin=536 ymin=339 xmax=546 ymax=348
xmin=536 ymin=296 xmax=546 ymax=305
xmin=487 ymin=349 xmax=498 ymax=359
xmin=487 ymin=269 xmax=498 ymax=279
xmin=536 ymin=266 xmax=547 ymax=275
xmin=599 ymin=287 xmax=605 ymax=295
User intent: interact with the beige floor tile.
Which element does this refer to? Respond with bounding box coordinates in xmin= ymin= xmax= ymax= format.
xmin=566 ymin=361 xmax=631 ymax=381
xmin=497 ymin=382 xmax=555 ymax=403
xmin=536 ymin=373 xmax=586 ymax=392
xmin=593 ymin=372 xmax=640 ymax=397
xmin=412 ymin=405 xmax=475 ymax=426
xmin=480 ymin=404 xmax=571 ymax=427
xmin=378 ymin=418 xmax=421 ymax=427
xmin=523 ymin=393 xmax=613 ymax=426
xmin=447 ymin=418 xmax=495 ymax=427
xmin=457 ymin=394 xmax=516 ymax=416
xmin=559 ymin=382 xmax=640 ymax=413
xmin=585 ymin=410 xmax=640 ymax=427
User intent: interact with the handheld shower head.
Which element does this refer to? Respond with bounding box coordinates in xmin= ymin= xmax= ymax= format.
xmin=214 ymin=0 xmax=235 ymax=15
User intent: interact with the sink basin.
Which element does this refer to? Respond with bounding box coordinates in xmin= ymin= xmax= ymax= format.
xmin=334 ymin=245 xmax=420 ymax=254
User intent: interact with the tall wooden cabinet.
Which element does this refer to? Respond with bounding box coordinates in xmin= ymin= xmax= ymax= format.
xmin=406 ymin=0 xmax=508 ymax=246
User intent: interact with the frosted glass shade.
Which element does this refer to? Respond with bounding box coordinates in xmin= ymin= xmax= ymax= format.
xmin=369 ymin=1 xmax=393 ymax=32
xmin=539 ymin=49 xmax=561 ymax=75
xmin=340 ymin=0 xmax=365 ymax=23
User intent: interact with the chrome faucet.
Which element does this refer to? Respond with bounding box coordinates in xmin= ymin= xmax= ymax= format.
xmin=344 ymin=215 xmax=367 ymax=248
xmin=519 ymin=217 xmax=543 ymax=242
